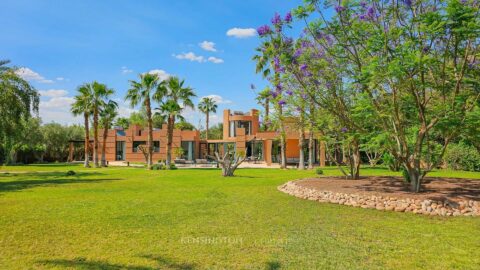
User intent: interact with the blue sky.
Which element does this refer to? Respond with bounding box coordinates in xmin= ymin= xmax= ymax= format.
xmin=1 ymin=0 xmax=304 ymax=127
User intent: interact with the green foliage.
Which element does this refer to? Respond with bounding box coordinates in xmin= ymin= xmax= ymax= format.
xmin=315 ymin=168 xmax=324 ymax=175
xmin=66 ymin=170 xmax=76 ymax=176
xmin=201 ymin=123 xmax=223 ymax=139
xmin=114 ymin=117 xmax=130 ymax=130
xmin=444 ymin=143 xmax=480 ymax=172
xmin=382 ymin=153 xmax=401 ymax=172
xmin=175 ymin=121 xmax=195 ymax=131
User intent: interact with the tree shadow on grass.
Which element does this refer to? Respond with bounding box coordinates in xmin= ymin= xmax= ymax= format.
xmin=266 ymin=260 xmax=282 ymax=270
xmin=37 ymin=258 xmax=155 ymax=270
xmin=140 ymin=254 xmax=196 ymax=269
xmin=38 ymin=255 xmax=196 ymax=270
xmin=0 ymin=171 xmax=120 ymax=194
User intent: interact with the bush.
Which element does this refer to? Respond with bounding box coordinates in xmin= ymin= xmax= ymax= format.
xmin=381 ymin=153 xmax=401 ymax=172
xmin=151 ymin=164 xmax=166 ymax=170
xmin=66 ymin=170 xmax=76 ymax=176
xmin=170 ymin=164 xmax=177 ymax=170
xmin=444 ymin=143 xmax=480 ymax=172
xmin=315 ymin=168 xmax=324 ymax=175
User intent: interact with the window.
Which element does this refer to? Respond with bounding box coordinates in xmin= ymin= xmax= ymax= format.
xmin=229 ymin=120 xmax=252 ymax=137
xmin=137 ymin=130 xmax=142 ymax=136
xmin=132 ymin=141 xmax=146 ymax=152
xmin=181 ymin=141 xmax=195 ymax=161
xmin=154 ymin=141 xmax=160 ymax=152
xmin=229 ymin=121 xmax=235 ymax=137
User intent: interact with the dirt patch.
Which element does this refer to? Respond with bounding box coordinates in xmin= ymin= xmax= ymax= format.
xmin=296 ymin=176 xmax=480 ymax=203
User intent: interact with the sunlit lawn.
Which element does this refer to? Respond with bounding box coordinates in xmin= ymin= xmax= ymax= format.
xmin=0 ymin=164 xmax=479 ymax=269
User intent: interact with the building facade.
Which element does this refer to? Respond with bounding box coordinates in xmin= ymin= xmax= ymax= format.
xmin=71 ymin=108 xmax=325 ymax=166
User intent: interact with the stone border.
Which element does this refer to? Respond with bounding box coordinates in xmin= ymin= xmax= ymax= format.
xmin=278 ymin=180 xmax=479 ymax=217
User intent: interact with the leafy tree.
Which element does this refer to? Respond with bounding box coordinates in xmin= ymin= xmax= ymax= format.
xmin=126 ymin=73 xmax=162 ymax=170
xmin=198 ymin=97 xmax=217 ymax=139
xmin=157 ymin=76 xmax=196 ymax=168
xmin=129 ymin=111 xmax=147 ymax=127
xmin=41 ymin=123 xmax=84 ymax=162
xmin=0 ymin=60 xmax=39 ymax=165
xmin=114 ymin=117 xmax=130 ymax=130
xmin=201 ymin=123 xmax=223 ymax=139
xmin=175 ymin=121 xmax=195 ymax=131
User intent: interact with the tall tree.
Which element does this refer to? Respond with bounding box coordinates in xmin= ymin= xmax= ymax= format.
xmin=99 ymin=100 xmax=118 ymax=167
xmin=126 ymin=73 xmax=161 ymax=170
xmin=255 ymin=87 xmax=271 ymax=130
xmin=198 ymin=97 xmax=217 ymax=139
xmin=90 ymin=82 xmax=114 ymax=168
xmin=71 ymin=84 xmax=93 ymax=167
xmin=0 ymin=60 xmax=39 ymax=165
xmin=157 ymin=77 xmax=196 ymax=168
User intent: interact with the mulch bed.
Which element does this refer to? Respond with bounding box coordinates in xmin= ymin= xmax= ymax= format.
xmin=296 ymin=176 xmax=480 ymax=203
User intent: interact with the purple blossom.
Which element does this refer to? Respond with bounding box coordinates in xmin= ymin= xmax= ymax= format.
xmin=367 ymin=6 xmax=375 ymax=18
xmin=284 ymin=12 xmax=292 ymax=23
xmin=276 ymin=83 xmax=283 ymax=92
xmin=358 ymin=14 xmax=367 ymax=21
xmin=270 ymin=91 xmax=278 ymax=98
xmin=278 ymin=100 xmax=287 ymax=106
xmin=257 ymin=25 xmax=272 ymax=36
xmin=341 ymin=127 xmax=348 ymax=133
xmin=360 ymin=1 xmax=368 ymax=8
xmin=301 ymin=40 xmax=312 ymax=48
xmin=294 ymin=49 xmax=303 ymax=58
xmin=335 ymin=5 xmax=346 ymax=13
xmin=300 ymin=64 xmax=308 ymax=71
xmin=286 ymin=90 xmax=293 ymax=96
xmin=422 ymin=46 xmax=429 ymax=53
xmin=271 ymin=12 xmax=282 ymax=25
xmin=403 ymin=0 xmax=412 ymax=7
xmin=296 ymin=106 xmax=302 ymax=112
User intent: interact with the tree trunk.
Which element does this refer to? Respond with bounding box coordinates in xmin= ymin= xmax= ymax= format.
xmin=308 ymin=132 xmax=314 ymax=169
xmin=264 ymin=98 xmax=269 ymax=130
xmin=406 ymin=165 xmax=424 ymax=193
xmin=206 ymin=111 xmax=209 ymax=140
xmin=279 ymin=106 xmax=287 ymax=169
xmin=166 ymin=115 xmax=174 ymax=168
xmin=145 ymin=98 xmax=153 ymax=169
xmin=93 ymin=108 xmax=99 ymax=167
xmin=101 ymin=123 xmax=108 ymax=167
xmin=83 ymin=113 xmax=90 ymax=168
xmin=349 ymin=139 xmax=361 ymax=180
xmin=298 ymin=129 xmax=305 ymax=170
xmin=308 ymin=102 xmax=315 ymax=169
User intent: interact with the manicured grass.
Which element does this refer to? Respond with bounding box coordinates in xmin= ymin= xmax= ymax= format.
xmin=0 ymin=165 xmax=479 ymax=269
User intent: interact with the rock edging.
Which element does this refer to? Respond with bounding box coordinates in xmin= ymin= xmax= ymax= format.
xmin=278 ymin=181 xmax=479 ymax=217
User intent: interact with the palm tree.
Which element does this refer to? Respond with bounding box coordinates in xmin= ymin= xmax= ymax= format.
xmin=198 ymin=97 xmax=217 ymax=139
xmin=253 ymin=40 xmax=287 ymax=169
xmin=90 ymin=82 xmax=114 ymax=168
xmin=71 ymin=84 xmax=94 ymax=167
xmin=99 ymin=100 xmax=118 ymax=167
xmin=157 ymin=77 xmax=196 ymax=168
xmin=255 ymin=87 xmax=271 ymax=130
xmin=125 ymin=73 xmax=161 ymax=169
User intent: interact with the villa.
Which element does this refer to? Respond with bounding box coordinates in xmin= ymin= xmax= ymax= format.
xmin=68 ymin=109 xmax=326 ymax=166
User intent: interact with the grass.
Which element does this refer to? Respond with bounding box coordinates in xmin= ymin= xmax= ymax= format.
xmin=0 ymin=164 xmax=479 ymax=269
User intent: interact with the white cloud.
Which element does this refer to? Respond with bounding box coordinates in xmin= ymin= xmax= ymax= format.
xmin=117 ymin=106 xmax=137 ymax=118
xmin=201 ymin=94 xmax=232 ymax=104
xmin=199 ymin=41 xmax=217 ymax=52
xmin=56 ymin=77 xmax=65 ymax=81
xmin=208 ymin=57 xmax=224 ymax=64
xmin=15 ymin=67 xmax=53 ymax=83
xmin=39 ymin=89 xmax=69 ymax=98
xmin=226 ymin=28 xmax=256 ymax=38
xmin=173 ymin=52 xmax=205 ymax=63
xmin=40 ymin=96 xmax=75 ymax=109
xmin=147 ymin=69 xmax=171 ymax=81
xmin=121 ymin=66 xmax=133 ymax=74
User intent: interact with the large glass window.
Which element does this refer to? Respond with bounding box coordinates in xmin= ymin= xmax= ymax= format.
xmin=246 ymin=140 xmax=264 ymax=160
xmin=132 ymin=141 xmax=146 ymax=152
xmin=229 ymin=120 xmax=252 ymax=137
xmin=181 ymin=141 xmax=195 ymax=161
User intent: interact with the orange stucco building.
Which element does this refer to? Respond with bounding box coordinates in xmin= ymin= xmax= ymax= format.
xmin=84 ymin=109 xmax=325 ymax=166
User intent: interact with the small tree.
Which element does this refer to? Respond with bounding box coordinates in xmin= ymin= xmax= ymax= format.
xmin=215 ymin=148 xmax=246 ymax=177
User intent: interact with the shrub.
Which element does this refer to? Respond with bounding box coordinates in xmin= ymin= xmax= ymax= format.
xmin=381 ymin=153 xmax=401 ymax=172
xmin=315 ymin=168 xmax=324 ymax=175
xmin=151 ymin=164 xmax=166 ymax=170
xmin=444 ymin=143 xmax=480 ymax=172
xmin=66 ymin=170 xmax=76 ymax=176
xmin=169 ymin=164 xmax=177 ymax=170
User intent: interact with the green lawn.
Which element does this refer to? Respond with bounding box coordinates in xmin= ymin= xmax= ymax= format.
xmin=0 ymin=164 xmax=479 ymax=269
